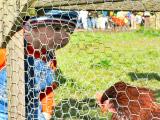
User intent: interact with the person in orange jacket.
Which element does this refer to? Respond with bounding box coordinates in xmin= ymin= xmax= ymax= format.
xmin=0 ymin=10 xmax=78 ymax=120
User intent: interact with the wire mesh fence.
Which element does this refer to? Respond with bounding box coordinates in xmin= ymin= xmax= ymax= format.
xmin=0 ymin=0 xmax=160 ymax=120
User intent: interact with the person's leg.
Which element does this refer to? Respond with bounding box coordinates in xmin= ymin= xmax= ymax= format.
xmin=82 ymin=17 xmax=88 ymax=30
xmin=76 ymin=19 xmax=82 ymax=29
xmin=87 ymin=17 xmax=92 ymax=29
xmin=101 ymin=17 xmax=106 ymax=30
xmin=92 ymin=18 xmax=96 ymax=29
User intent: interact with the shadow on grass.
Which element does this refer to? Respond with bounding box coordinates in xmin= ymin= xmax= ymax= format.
xmin=51 ymin=98 xmax=106 ymax=120
xmin=128 ymin=72 xmax=160 ymax=81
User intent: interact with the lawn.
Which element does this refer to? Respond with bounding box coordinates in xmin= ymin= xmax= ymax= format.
xmin=52 ymin=29 xmax=160 ymax=120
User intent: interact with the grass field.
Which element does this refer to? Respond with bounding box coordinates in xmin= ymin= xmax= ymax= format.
xmin=52 ymin=29 xmax=160 ymax=119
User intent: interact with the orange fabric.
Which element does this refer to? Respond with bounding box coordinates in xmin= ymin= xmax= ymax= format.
xmin=40 ymin=83 xmax=58 ymax=115
xmin=112 ymin=16 xmax=126 ymax=26
xmin=50 ymin=60 xmax=57 ymax=71
xmin=0 ymin=49 xmax=6 ymax=70
xmin=41 ymin=60 xmax=57 ymax=115
xmin=39 ymin=61 xmax=57 ymax=115
xmin=40 ymin=91 xmax=55 ymax=115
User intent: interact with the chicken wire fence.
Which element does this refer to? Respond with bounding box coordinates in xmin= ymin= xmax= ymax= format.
xmin=0 ymin=0 xmax=160 ymax=120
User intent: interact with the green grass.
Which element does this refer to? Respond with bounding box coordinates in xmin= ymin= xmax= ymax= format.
xmin=52 ymin=30 xmax=160 ymax=119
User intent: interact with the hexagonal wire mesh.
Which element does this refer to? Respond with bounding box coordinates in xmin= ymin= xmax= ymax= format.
xmin=0 ymin=0 xmax=160 ymax=120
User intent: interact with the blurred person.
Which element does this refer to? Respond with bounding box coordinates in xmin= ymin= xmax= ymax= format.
xmin=117 ymin=11 xmax=124 ymax=19
xmin=87 ymin=11 xmax=92 ymax=29
xmin=76 ymin=11 xmax=83 ymax=29
xmin=135 ymin=12 xmax=143 ymax=29
xmin=109 ymin=11 xmax=118 ymax=29
xmin=110 ymin=11 xmax=126 ymax=30
xmin=130 ymin=12 xmax=137 ymax=29
xmin=126 ymin=11 xmax=132 ymax=27
xmin=144 ymin=11 xmax=151 ymax=28
xmin=117 ymin=11 xmax=129 ymax=27
xmin=24 ymin=10 xmax=78 ymax=120
xmin=79 ymin=10 xmax=88 ymax=29
xmin=108 ymin=11 xmax=114 ymax=29
xmin=87 ymin=11 xmax=98 ymax=29
xmin=97 ymin=14 xmax=103 ymax=29
xmin=102 ymin=10 xmax=109 ymax=29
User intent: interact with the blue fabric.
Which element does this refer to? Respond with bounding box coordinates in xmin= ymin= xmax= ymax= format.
xmin=0 ymin=110 xmax=7 ymax=120
xmin=0 ymin=68 xmax=7 ymax=119
xmin=0 ymin=100 xmax=7 ymax=120
xmin=34 ymin=59 xmax=55 ymax=91
xmin=0 ymin=58 xmax=55 ymax=119
xmin=127 ymin=12 xmax=131 ymax=19
xmin=0 ymin=68 xmax=7 ymax=101
xmin=0 ymin=68 xmax=7 ymax=87
xmin=102 ymin=11 xmax=108 ymax=17
xmin=87 ymin=18 xmax=97 ymax=29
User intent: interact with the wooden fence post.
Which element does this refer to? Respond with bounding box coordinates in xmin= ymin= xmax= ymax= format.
xmin=6 ymin=29 xmax=25 ymax=120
